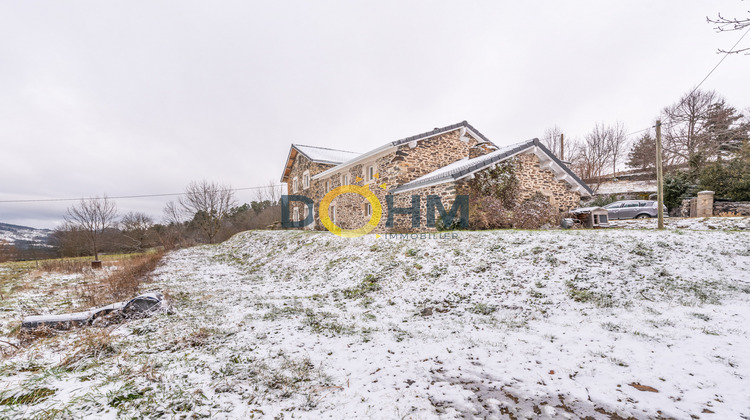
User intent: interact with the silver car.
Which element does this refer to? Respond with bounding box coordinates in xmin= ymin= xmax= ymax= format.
xmin=604 ymin=200 xmax=667 ymax=220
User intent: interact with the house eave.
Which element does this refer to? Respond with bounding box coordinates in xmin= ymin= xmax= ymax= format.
xmin=391 ymin=139 xmax=593 ymax=197
xmin=312 ymin=144 xmax=397 ymax=180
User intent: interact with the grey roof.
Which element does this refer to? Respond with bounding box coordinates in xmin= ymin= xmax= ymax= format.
xmin=292 ymin=144 xmax=361 ymax=165
xmin=310 ymin=120 xmax=496 ymax=180
xmin=534 ymin=140 xmax=594 ymax=196
xmin=392 ymin=138 xmax=593 ymax=196
xmin=389 ymin=120 xmax=494 ymax=147
xmin=282 ymin=121 xmax=592 ymax=197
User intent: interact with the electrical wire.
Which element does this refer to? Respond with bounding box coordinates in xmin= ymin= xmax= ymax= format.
xmin=624 ymin=25 xmax=750 ymax=138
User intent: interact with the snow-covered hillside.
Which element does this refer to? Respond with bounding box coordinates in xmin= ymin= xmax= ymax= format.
xmin=1 ymin=224 xmax=749 ymax=419
xmin=0 ymin=222 xmax=51 ymax=247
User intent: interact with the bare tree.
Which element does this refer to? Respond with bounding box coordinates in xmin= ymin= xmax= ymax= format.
xmin=658 ymin=89 xmax=747 ymax=169
xmin=50 ymin=222 xmax=90 ymax=257
xmin=163 ymin=200 xmax=184 ymax=225
xmin=661 ymin=89 xmax=718 ymax=167
xmin=571 ymin=123 xmax=623 ymax=182
xmin=605 ymin=121 xmax=627 ymax=176
xmin=252 ymin=180 xmax=283 ymax=208
xmin=256 ymin=180 xmax=282 ymax=205
xmin=541 ymin=126 xmax=564 ymax=158
xmin=708 ymin=9 xmax=750 ymax=54
xmin=178 ymin=180 xmax=237 ymax=244
xmin=540 ymin=126 xmax=577 ymax=161
xmin=120 ymin=212 xmax=154 ymax=251
xmin=65 ymin=195 xmax=118 ymax=261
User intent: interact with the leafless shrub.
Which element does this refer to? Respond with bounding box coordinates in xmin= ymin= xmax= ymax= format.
xmin=510 ymin=193 xmax=560 ymax=229
xmin=469 ymin=194 xmax=559 ymax=230
xmin=469 ymin=197 xmax=513 ymax=230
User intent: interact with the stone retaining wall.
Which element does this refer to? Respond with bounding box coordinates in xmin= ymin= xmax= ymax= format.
xmin=679 ymin=198 xmax=750 ymax=217
xmin=713 ymin=201 xmax=750 ymax=216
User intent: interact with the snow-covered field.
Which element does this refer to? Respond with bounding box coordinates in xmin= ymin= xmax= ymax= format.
xmin=0 ymin=222 xmax=52 ymax=246
xmin=611 ymin=216 xmax=750 ymax=231
xmin=1 ymin=220 xmax=750 ymax=419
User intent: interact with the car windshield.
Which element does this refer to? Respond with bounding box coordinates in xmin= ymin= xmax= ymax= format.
xmin=604 ymin=203 xmax=620 ymax=209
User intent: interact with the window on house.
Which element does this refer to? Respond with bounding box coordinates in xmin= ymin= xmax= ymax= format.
xmin=303 ymin=171 xmax=310 ymax=189
xmin=292 ymin=177 xmax=298 ymax=193
xmin=365 ymin=203 xmax=372 ymax=217
xmin=303 ymin=204 xmax=309 ymax=219
xmin=368 ymin=166 xmax=375 ymax=182
xmin=325 ymin=180 xmax=331 ymax=193
xmin=341 ymin=174 xmax=349 ymax=186
xmin=330 ymin=206 xmax=336 ymax=223
xmin=293 ymin=207 xmax=299 ymax=223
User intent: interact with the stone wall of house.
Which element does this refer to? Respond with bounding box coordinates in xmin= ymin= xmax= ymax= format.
xmin=385 ymin=182 xmax=459 ymax=232
xmin=390 ymin=130 xmax=492 ymax=186
xmin=381 ymin=152 xmax=582 ymax=232
xmin=307 ymin=128 xmax=490 ymax=232
xmin=514 ymin=153 xmax=581 ymax=212
xmin=285 ymin=132 xmax=581 ymax=233
xmin=286 ymin=153 xmax=335 ymax=228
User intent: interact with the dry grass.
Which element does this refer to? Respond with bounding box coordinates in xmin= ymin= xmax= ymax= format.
xmin=170 ymin=327 xmax=213 ymax=351
xmin=59 ymin=329 xmax=117 ymax=370
xmin=77 ymin=251 xmax=165 ymax=308
xmin=717 ymin=211 xmax=742 ymax=217
xmin=39 ymin=258 xmax=100 ymax=274
xmin=102 ymin=251 xmax=164 ymax=301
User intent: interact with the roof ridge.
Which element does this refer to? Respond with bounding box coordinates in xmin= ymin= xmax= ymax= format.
xmin=292 ymin=144 xmax=360 ymax=154
xmin=310 ymin=121 xmax=498 ymax=181
xmin=391 ymin=139 xmax=537 ymax=193
xmin=390 ymin=120 xmax=493 ymax=147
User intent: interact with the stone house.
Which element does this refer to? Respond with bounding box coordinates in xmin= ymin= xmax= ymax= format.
xmin=279 ymin=121 xmax=592 ymax=233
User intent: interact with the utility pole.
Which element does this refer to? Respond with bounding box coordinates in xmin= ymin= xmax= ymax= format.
xmin=656 ymin=120 xmax=664 ymax=229
xmin=560 ymin=133 xmax=564 ymax=161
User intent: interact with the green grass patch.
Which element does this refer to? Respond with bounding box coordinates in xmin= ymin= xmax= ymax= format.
xmin=342 ymin=274 xmax=381 ymax=299
xmin=0 ymin=387 xmax=56 ymax=406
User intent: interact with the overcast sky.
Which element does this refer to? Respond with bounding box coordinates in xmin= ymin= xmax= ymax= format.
xmin=1 ymin=1 xmax=748 ymax=229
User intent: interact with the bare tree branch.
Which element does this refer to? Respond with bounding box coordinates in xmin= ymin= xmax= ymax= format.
xmin=64 ymin=195 xmax=118 ymax=260
xmin=177 ymin=180 xmax=237 ymax=244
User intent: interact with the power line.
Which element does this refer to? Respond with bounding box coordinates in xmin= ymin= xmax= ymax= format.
xmin=0 ymin=185 xmax=285 ymax=204
xmin=624 ymin=25 xmax=750 ymax=139
xmin=686 ymin=24 xmax=750 ymax=99
xmin=625 ymin=126 xmax=655 ymax=138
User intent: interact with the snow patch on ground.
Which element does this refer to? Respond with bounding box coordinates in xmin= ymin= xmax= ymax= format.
xmin=1 ymin=221 xmax=749 ymax=418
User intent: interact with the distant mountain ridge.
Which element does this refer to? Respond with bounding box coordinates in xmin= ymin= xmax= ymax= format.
xmin=0 ymin=222 xmax=52 ymax=248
